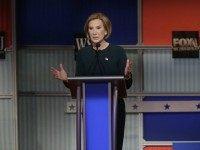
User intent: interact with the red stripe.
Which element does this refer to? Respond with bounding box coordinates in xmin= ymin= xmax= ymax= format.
xmin=0 ymin=0 xmax=12 ymax=47
xmin=144 ymin=146 xmax=173 ymax=150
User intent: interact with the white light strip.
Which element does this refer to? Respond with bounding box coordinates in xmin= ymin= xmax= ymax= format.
xmin=0 ymin=93 xmax=13 ymax=99
xmin=127 ymin=100 xmax=200 ymax=113
xmin=65 ymin=100 xmax=200 ymax=113
xmin=142 ymin=141 xmax=173 ymax=146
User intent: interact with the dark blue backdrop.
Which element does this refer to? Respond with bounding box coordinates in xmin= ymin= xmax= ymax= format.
xmin=17 ymin=0 xmax=138 ymax=45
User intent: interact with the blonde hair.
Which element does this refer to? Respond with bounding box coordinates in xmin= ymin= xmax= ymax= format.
xmin=84 ymin=12 xmax=112 ymax=39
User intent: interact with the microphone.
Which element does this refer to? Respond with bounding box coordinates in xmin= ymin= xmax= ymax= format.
xmin=88 ymin=42 xmax=105 ymax=75
xmin=88 ymin=42 xmax=101 ymax=75
xmin=95 ymin=42 xmax=101 ymax=51
xmin=94 ymin=42 xmax=104 ymax=75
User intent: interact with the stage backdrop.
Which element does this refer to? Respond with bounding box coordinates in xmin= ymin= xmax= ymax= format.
xmin=17 ymin=0 xmax=138 ymax=45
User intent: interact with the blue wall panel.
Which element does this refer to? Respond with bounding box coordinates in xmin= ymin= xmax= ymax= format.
xmin=17 ymin=0 xmax=138 ymax=45
xmin=173 ymin=143 xmax=200 ymax=150
xmin=143 ymin=96 xmax=200 ymax=141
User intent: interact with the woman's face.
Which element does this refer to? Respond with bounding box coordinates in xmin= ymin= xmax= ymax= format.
xmin=88 ymin=19 xmax=107 ymax=44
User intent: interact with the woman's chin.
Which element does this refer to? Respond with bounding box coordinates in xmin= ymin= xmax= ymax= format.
xmin=91 ymin=40 xmax=100 ymax=44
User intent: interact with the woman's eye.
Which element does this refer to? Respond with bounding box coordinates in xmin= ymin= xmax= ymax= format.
xmin=96 ymin=26 xmax=101 ymax=29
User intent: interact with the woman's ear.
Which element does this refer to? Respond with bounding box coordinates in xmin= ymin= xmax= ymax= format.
xmin=86 ymin=34 xmax=90 ymax=39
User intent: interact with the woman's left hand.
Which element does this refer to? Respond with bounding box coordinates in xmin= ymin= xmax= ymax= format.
xmin=124 ymin=59 xmax=133 ymax=79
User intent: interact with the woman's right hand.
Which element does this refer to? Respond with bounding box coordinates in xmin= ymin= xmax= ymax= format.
xmin=51 ymin=64 xmax=68 ymax=82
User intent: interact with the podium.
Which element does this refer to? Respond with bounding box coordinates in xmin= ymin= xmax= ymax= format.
xmin=68 ymin=76 xmax=127 ymax=150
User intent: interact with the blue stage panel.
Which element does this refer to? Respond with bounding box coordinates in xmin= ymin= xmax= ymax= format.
xmin=143 ymin=96 xmax=200 ymax=141
xmin=173 ymin=143 xmax=200 ymax=150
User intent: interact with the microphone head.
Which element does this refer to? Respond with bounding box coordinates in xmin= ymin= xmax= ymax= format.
xmin=96 ymin=43 xmax=101 ymax=49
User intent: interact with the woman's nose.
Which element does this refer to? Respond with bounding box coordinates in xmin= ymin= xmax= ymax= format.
xmin=92 ymin=29 xmax=97 ymax=34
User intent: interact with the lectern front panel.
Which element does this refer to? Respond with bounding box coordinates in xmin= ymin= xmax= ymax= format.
xmin=84 ymin=82 xmax=111 ymax=150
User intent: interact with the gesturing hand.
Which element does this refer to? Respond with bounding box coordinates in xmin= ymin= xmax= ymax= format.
xmin=51 ymin=64 xmax=68 ymax=81
xmin=124 ymin=59 xmax=133 ymax=79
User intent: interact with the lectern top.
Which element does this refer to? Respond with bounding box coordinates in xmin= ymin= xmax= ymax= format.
xmin=68 ymin=75 xmax=124 ymax=82
xmin=67 ymin=76 xmax=127 ymax=99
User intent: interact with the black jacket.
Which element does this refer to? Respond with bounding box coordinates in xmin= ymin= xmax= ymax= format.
xmin=64 ymin=44 xmax=132 ymax=89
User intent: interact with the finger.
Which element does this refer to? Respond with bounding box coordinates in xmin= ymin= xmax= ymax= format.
xmin=127 ymin=59 xmax=133 ymax=68
xmin=54 ymin=74 xmax=60 ymax=78
xmin=51 ymin=69 xmax=58 ymax=75
xmin=60 ymin=64 xmax=64 ymax=70
xmin=50 ymin=67 xmax=55 ymax=71
xmin=128 ymin=62 xmax=133 ymax=71
xmin=128 ymin=61 xmax=133 ymax=69
xmin=51 ymin=70 xmax=57 ymax=75
xmin=126 ymin=59 xmax=129 ymax=66
xmin=127 ymin=59 xmax=132 ymax=65
xmin=129 ymin=60 xmax=133 ymax=65
xmin=51 ymin=67 xmax=59 ymax=72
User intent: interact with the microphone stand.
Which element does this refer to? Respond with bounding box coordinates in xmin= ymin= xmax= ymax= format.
xmin=95 ymin=43 xmax=104 ymax=75
xmin=88 ymin=43 xmax=104 ymax=75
